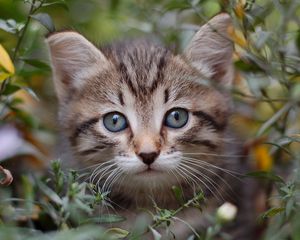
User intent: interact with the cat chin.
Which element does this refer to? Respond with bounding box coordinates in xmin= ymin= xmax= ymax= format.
xmin=135 ymin=168 xmax=163 ymax=177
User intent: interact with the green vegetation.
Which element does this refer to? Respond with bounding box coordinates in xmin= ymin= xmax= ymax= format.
xmin=0 ymin=0 xmax=300 ymax=239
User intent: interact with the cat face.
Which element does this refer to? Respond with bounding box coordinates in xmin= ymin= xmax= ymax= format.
xmin=47 ymin=14 xmax=233 ymax=195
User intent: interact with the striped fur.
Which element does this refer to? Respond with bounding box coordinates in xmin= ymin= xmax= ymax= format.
xmin=47 ymin=14 xmax=255 ymax=239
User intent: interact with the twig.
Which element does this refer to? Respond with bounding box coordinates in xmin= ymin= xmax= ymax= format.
xmin=0 ymin=165 xmax=13 ymax=186
xmin=0 ymin=0 xmax=37 ymax=95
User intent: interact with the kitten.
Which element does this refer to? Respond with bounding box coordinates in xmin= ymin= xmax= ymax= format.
xmin=47 ymin=13 xmax=255 ymax=239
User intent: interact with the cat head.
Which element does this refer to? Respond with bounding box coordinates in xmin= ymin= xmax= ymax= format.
xmin=47 ymin=14 xmax=234 ymax=196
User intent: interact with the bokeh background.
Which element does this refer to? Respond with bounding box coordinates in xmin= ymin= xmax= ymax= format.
xmin=0 ymin=0 xmax=300 ymax=239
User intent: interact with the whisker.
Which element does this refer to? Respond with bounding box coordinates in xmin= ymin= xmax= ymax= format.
xmin=105 ymin=169 xmax=123 ymax=193
xmin=77 ymin=161 xmax=112 ymax=172
xmin=182 ymin=156 xmax=244 ymax=180
xmin=179 ymin=162 xmax=225 ymax=201
xmin=183 ymin=152 xmax=246 ymax=158
xmin=181 ymin=158 xmax=239 ymax=201
xmin=167 ymin=168 xmax=185 ymax=197
xmin=101 ymin=168 xmax=121 ymax=193
xmin=173 ymin=165 xmax=200 ymax=196
xmin=90 ymin=162 xmax=117 ymax=185
xmin=177 ymin=165 xmax=219 ymax=201
xmin=85 ymin=160 xmax=116 ymax=183
xmin=96 ymin=167 xmax=116 ymax=190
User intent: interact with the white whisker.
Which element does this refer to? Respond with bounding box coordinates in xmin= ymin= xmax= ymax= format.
xmin=179 ymin=162 xmax=225 ymax=201
xmin=181 ymin=158 xmax=238 ymax=200
xmin=182 ymin=156 xmax=244 ymax=180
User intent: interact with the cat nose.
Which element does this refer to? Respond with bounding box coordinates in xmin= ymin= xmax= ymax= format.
xmin=138 ymin=151 xmax=159 ymax=165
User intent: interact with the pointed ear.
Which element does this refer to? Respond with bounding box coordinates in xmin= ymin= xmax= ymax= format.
xmin=184 ymin=13 xmax=234 ymax=86
xmin=46 ymin=31 xmax=109 ymax=102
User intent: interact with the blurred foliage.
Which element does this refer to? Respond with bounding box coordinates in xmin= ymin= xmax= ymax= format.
xmin=0 ymin=0 xmax=300 ymax=239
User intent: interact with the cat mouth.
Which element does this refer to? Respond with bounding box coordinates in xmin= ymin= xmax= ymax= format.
xmin=137 ymin=167 xmax=161 ymax=176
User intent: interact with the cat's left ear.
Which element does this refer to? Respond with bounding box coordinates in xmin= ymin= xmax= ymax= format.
xmin=46 ymin=31 xmax=109 ymax=102
xmin=183 ymin=13 xmax=233 ymax=86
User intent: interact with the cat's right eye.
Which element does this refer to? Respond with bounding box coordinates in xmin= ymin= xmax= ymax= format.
xmin=164 ymin=108 xmax=189 ymax=129
xmin=103 ymin=112 xmax=128 ymax=132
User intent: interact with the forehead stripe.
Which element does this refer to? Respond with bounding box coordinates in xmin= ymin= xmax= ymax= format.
xmin=119 ymin=62 xmax=137 ymax=96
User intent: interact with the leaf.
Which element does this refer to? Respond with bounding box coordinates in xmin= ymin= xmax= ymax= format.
xmin=163 ymin=1 xmax=190 ymax=11
xmin=31 ymin=13 xmax=55 ymax=32
xmin=259 ymin=207 xmax=285 ymax=221
xmin=234 ymin=2 xmax=245 ymax=20
xmin=0 ymin=44 xmax=15 ymax=77
xmin=21 ymin=58 xmax=51 ymax=71
xmin=0 ymin=72 xmax=12 ymax=82
xmin=74 ymin=198 xmax=92 ymax=214
xmin=253 ymin=145 xmax=273 ymax=171
xmin=84 ymin=214 xmax=125 ymax=224
xmin=149 ymin=226 xmax=162 ymax=240
xmin=2 ymin=83 xmax=21 ymax=95
xmin=286 ymin=198 xmax=295 ymax=218
xmin=234 ymin=59 xmax=263 ymax=72
xmin=41 ymin=1 xmax=69 ymax=11
xmin=172 ymin=185 xmax=184 ymax=205
xmin=105 ymin=228 xmax=129 ymax=239
xmin=264 ymin=142 xmax=293 ymax=157
xmin=36 ymin=179 xmax=63 ymax=205
xmin=246 ymin=171 xmax=284 ymax=183
xmin=256 ymin=102 xmax=293 ymax=136
xmin=255 ymin=30 xmax=271 ymax=49
xmin=297 ymin=30 xmax=300 ymax=52
xmin=0 ymin=19 xmax=17 ymax=34
xmin=227 ymin=26 xmax=247 ymax=48
xmin=22 ymin=87 xmax=40 ymax=101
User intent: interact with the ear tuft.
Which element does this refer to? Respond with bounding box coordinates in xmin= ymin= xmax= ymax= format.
xmin=46 ymin=31 xmax=108 ymax=102
xmin=184 ymin=13 xmax=234 ymax=86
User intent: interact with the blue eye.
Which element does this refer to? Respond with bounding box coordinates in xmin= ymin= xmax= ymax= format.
xmin=103 ymin=112 xmax=128 ymax=132
xmin=164 ymin=108 xmax=188 ymax=129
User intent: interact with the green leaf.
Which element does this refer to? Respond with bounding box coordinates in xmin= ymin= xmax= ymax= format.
xmin=259 ymin=207 xmax=285 ymax=221
xmin=0 ymin=19 xmax=17 ymax=34
xmin=255 ymin=30 xmax=271 ymax=49
xmin=105 ymin=228 xmax=129 ymax=239
xmin=297 ymin=30 xmax=300 ymax=51
xmin=286 ymin=198 xmax=295 ymax=218
xmin=234 ymin=59 xmax=263 ymax=72
xmin=84 ymin=215 xmax=125 ymax=224
xmin=163 ymin=1 xmax=190 ymax=11
xmin=22 ymin=87 xmax=40 ymax=101
xmin=41 ymin=1 xmax=69 ymax=11
xmin=31 ymin=13 xmax=55 ymax=32
xmin=172 ymin=185 xmax=184 ymax=205
xmin=149 ymin=226 xmax=162 ymax=240
xmin=2 ymin=84 xmax=20 ymax=95
xmin=36 ymin=179 xmax=63 ymax=205
xmin=21 ymin=58 xmax=51 ymax=71
xmin=74 ymin=198 xmax=93 ymax=214
xmin=256 ymin=102 xmax=293 ymax=136
xmin=246 ymin=171 xmax=285 ymax=183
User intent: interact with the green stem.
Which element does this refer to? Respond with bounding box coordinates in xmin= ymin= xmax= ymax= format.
xmin=0 ymin=0 xmax=37 ymax=96
xmin=151 ymin=192 xmax=204 ymax=229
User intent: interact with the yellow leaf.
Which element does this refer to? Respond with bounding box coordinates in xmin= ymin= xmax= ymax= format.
xmin=234 ymin=2 xmax=245 ymax=20
xmin=253 ymin=145 xmax=273 ymax=171
xmin=0 ymin=72 xmax=11 ymax=81
xmin=227 ymin=26 xmax=247 ymax=48
xmin=0 ymin=44 xmax=15 ymax=75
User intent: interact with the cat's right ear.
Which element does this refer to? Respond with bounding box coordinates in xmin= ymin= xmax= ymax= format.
xmin=183 ymin=13 xmax=233 ymax=86
xmin=46 ymin=31 xmax=108 ymax=102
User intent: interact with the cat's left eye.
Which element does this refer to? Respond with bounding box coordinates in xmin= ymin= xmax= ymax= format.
xmin=103 ymin=112 xmax=128 ymax=132
xmin=164 ymin=108 xmax=188 ymax=129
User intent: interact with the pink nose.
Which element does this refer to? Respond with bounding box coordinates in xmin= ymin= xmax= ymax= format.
xmin=138 ymin=151 xmax=159 ymax=165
